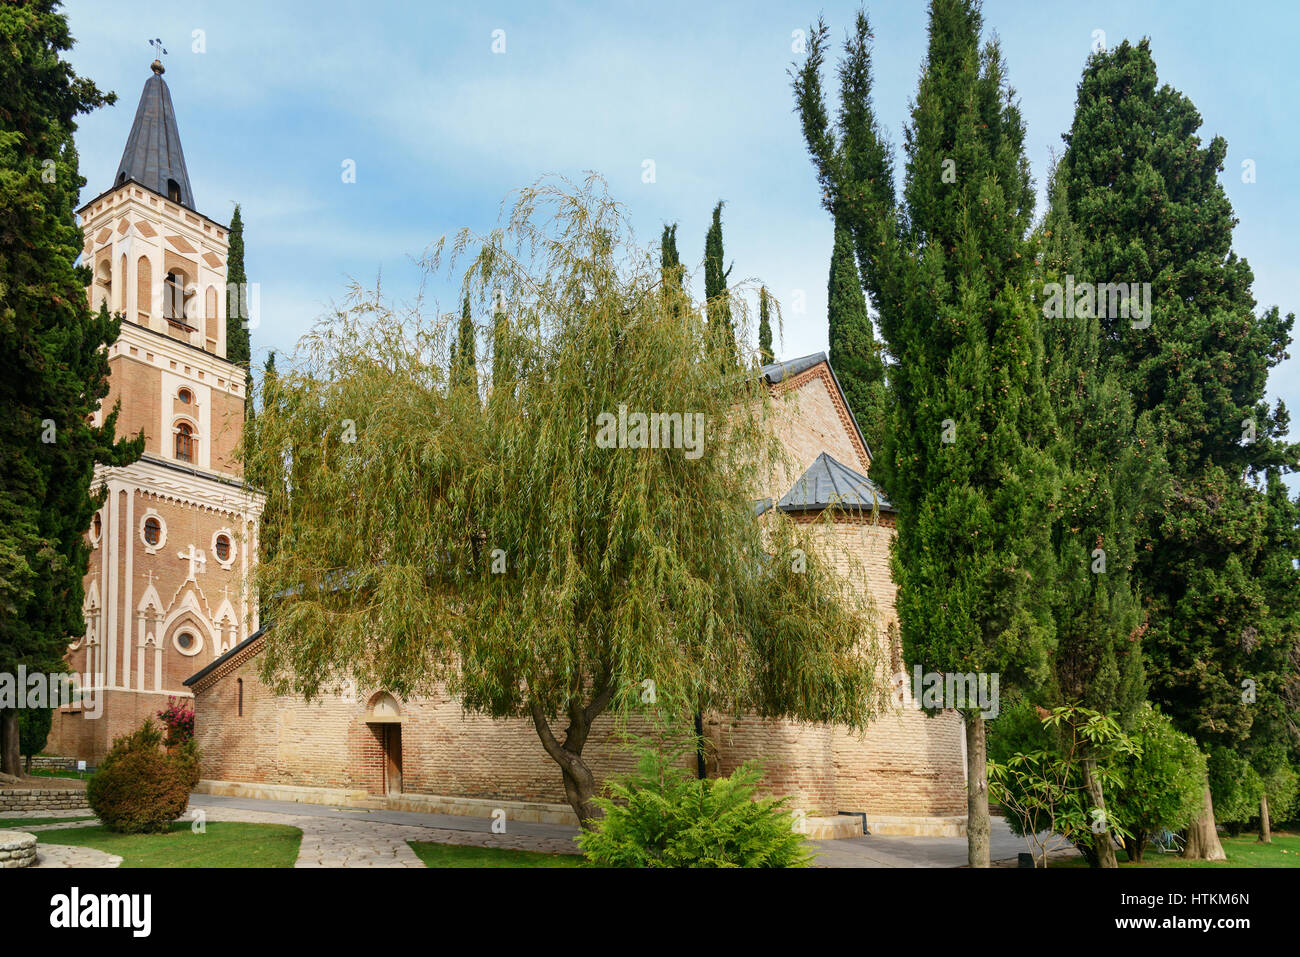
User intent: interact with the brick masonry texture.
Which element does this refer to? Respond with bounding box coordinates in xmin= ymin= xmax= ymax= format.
xmin=190 ymin=360 xmax=968 ymax=820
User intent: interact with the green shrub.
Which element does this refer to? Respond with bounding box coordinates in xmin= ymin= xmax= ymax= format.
xmin=1107 ymin=705 xmax=1205 ymax=861
xmin=577 ymin=735 xmax=810 ymax=868
xmin=86 ymin=719 xmax=197 ymax=833
xmin=1208 ymin=747 xmax=1265 ymax=836
xmin=1262 ymin=764 xmax=1299 ymax=825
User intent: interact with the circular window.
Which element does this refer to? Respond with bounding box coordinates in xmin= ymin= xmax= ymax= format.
xmin=172 ymin=629 xmax=202 ymax=656
xmin=214 ymin=534 xmax=231 ymax=562
xmin=143 ymin=517 xmax=161 ymax=546
xmin=178 ymin=388 xmax=193 ymax=404
xmin=139 ymin=511 xmax=167 ymax=552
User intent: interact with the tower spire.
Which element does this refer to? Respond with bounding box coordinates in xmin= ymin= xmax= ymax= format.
xmin=113 ymin=55 xmax=194 ymax=208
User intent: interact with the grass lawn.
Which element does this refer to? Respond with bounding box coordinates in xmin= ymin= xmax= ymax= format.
xmin=1056 ymin=831 xmax=1300 ymax=868
xmin=0 ymin=815 xmax=95 ymax=828
xmin=38 ymin=821 xmax=302 ymax=868
xmin=28 ymin=768 xmax=94 ymax=781
xmin=409 ymin=841 xmax=585 ymax=868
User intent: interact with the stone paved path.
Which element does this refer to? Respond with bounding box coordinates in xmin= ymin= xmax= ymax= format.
xmin=192 ymin=801 xmax=580 ymax=868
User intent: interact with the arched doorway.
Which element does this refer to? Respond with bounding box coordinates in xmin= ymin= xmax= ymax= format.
xmin=366 ymin=692 xmax=402 ymax=796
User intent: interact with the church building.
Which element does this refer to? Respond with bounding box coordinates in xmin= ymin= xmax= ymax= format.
xmin=52 ymin=59 xmax=967 ymax=835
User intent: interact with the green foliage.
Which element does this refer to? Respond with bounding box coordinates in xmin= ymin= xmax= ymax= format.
xmin=757 ymin=286 xmax=773 ymax=365
xmin=225 ymin=203 xmax=251 ymax=374
xmin=1261 ymin=764 xmax=1298 ymax=824
xmin=1207 ymin=747 xmax=1265 ymax=836
xmin=577 ymin=728 xmax=810 ymax=868
xmin=1054 ymin=39 xmax=1298 ymax=753
xmin=450 ymin=293 xmax=478 ymax=395
xmin=703 ymin=201 xmax=736 ymax=365
xmin=988 ymin=705 xmax=1139 ymax=866
xmin=18 ymin=706 xmax=52 ymax=764
xmin=1107 ymin=704 xmax=1206 ymax=860
xmin=1036 ymin=165 xmax=1159 ymax=725
xmin=0 ymin=1 xmax=142 ymax=771
xmin=86 ymin=720 xmax=197 ymax=834
xmin=826 ymin=219 xmax=886 ymax=457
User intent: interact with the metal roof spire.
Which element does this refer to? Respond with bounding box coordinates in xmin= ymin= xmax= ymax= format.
xmin=113 ymin=51 xmax=195 ymax=209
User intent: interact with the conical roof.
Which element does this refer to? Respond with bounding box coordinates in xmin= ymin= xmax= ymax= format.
xmin=777 ymin=451 xmax=893 ymax=513
xmin=113 ymin=61 xmax=195 ymax=208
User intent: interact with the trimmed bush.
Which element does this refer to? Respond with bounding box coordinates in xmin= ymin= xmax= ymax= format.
xmin=577 ymin=736 xmax=810 ymax=868
xmin=1108 ymin=705 xmax=1205 ymax=861
xmin=1208 ymin=747 xmax=1265 ymax=837
xmin=86 ymin=719 xmax=197 ymax=833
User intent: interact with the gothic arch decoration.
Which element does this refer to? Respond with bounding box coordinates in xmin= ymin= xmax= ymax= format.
xmin=136 ymin=574 xmax=165 ymax=692
xmin=210 ymin=592 xmax=240 ymax=656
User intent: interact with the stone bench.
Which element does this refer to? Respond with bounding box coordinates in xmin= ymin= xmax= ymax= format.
xmin=0 ymin=831 xmax=37 ymax=869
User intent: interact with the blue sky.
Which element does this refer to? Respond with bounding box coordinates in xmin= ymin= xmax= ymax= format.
xmin=62 ymin=0 xmax=1300 ymax=484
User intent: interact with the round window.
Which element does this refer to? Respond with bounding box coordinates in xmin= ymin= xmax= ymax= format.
xmin=178 ymin=388 xmax=193 ymax=404
xmin=143 ymin=517 xmax=161 ymax=546
xmin=215 ymin=534 xmax=231 ymax=562
xmin=176 ymin=632 xmax=195 ymax=651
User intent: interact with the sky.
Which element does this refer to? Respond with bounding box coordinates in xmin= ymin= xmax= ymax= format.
xmin=61 ymin=0 xmax=1300 ymax=486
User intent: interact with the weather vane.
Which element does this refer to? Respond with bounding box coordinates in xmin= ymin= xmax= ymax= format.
xmin=148 ymin=37 xmax=168 ymax=59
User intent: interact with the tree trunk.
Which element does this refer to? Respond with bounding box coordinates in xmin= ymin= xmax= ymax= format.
xmin=1183 ymin=784 xmax=1227 ymax=861
xmin=1258 ymin=792 xmax=1271 ymax=844
xmin=529 ymin=680 xmax=613 ymax=831
xmin=0 ymin=710 xmax=19 ymax=777
xmin=1082 ymin=756 xmax=1118 ymax=868
xmin=964 ymin=710 xmax=990 ymax=867
xmin=1125 ymin=833 xmax=1145 ymax=863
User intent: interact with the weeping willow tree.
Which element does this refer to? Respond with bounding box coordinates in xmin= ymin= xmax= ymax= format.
xmin=246 ymin=176 xmax=887 ymax=825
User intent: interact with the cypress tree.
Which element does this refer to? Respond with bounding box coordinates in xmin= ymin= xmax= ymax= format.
xmin=1036 ymin=165 xmax=1164 ymax=866
xmin=0 ymin=1 xmax=142 ymax=773
xmin=703 ymin=202 xmax=736 ymax=365
xmin=452 ymin=293 xmax=478 ymax=395
xmin=226 ymin=204 xmax=251 ymax=372
xmin=796 ymin=0 xmax=1058 ymax=866
xmin=758 ymin=287 xmax=774 ymax=365
xmin=827 ymin=218 xmax=887 ymax=458
xmin=660 ymin=223 xmax=682 ymax=291
xmin=1056 ymin=38 xmax=1299 ymax=858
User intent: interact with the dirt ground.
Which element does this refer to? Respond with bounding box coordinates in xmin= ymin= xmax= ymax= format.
xmin=0 ymin=771 xmax=88 ymax=789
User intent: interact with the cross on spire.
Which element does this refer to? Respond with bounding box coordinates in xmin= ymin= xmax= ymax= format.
xmin=149 ymin=37 xmax=168 ymax=59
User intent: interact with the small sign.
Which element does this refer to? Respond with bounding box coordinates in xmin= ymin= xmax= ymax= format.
xmin=77 ymin=760 xmax=86 ymax=772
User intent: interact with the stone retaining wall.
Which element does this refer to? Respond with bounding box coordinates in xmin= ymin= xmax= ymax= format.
xmin=0 ymin=789 xmax=90 ymax=812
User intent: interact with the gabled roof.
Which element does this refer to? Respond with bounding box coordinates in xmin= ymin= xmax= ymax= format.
xmin=183 ymin=624 xmax=266 ymax=687
xmin=113 ymin=62 xmax=195 ymax=210
xmin=777 ymin=451 xmax=894 ymax=514
xmin=760 ymin=351 xmax=876 ymax=467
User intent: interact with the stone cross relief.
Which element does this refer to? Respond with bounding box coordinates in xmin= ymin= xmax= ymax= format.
xmin=177 ymin=543 xmax=206 ymax=581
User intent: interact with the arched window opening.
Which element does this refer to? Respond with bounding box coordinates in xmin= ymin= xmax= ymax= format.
xmin=164 ymin=271 xmax=186 ymax=322
xmin=175 ymin=422 xmax=194 ymax=463
xmin=237 ymin=678 xmax=244 ymax=717
xmin=167 ymin=179 xmax=182 ymax=204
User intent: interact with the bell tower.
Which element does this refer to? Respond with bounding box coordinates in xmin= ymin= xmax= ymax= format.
xmin=48 ymin=58 xmax=264 ymax=762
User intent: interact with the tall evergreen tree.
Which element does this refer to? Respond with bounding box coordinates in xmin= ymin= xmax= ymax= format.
xmin=758 ymin=286 xmax=774 ymax=365
xmin=795 ymin=0 xmax=1058 ymax=866
xmin=660 ymin=222 xmax=683 ymax=292
xmin=827 ymin=218 xmax=887 ymax=458
xmin=1055 ymin=38 xmax=1298 ymax=858
xmin=703 ymin=202 xmax=736 ymax=365
xmin=1036 ymin=165 xmax=1164 ymax=866
xmin=225 ymin=204 xmax=251 ymax=380
xmin=452 ymin=293 xmax=478 ymax=395
xmin=0 ymin=1 xmax=142 ymax=773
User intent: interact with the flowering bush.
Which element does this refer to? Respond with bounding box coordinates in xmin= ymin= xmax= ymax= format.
xmin=156 ymin=698 xmax=195 ymax=745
